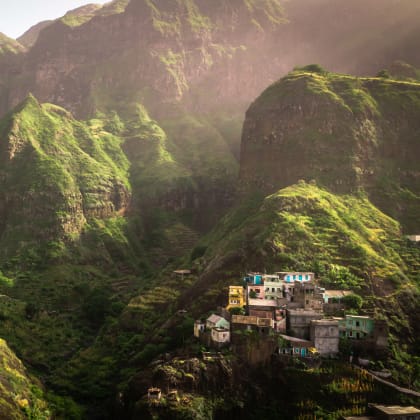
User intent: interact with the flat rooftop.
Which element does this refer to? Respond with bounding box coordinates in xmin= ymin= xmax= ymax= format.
xmin=371 ymin=404 xmax=420 ymax=415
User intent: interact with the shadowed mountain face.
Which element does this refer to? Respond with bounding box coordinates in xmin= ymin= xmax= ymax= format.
xmin=2 ymin=0 xmax=420 ymax=119
xmin=239 ymin=67 xmax=420 ymax=232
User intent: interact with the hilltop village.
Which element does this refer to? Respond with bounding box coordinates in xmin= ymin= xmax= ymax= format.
xmin=194 ymin=271 xmax=388 ymax=362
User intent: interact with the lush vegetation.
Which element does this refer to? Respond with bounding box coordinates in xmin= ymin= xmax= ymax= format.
xmin=0 ymin=338 xmax=50 ymax=419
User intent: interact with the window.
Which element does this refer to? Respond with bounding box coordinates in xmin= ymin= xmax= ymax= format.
xmin=349 ymin=331 xmax=353 ymax=337
xmin=299 ymin=275 xmax=303 ymax=281
xmin=305 ymin=275 xmax=309 ymax=280
xmin=287 ymin=275 xmax=291 ymax=281
xmin=272 ymin=288 xmax=275 ymax=292
xmin=356 ymin=321 xmax=360 ymax=327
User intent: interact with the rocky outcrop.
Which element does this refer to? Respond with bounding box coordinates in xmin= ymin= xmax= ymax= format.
xmin=239 ymin=68 xmax=420 ymax=231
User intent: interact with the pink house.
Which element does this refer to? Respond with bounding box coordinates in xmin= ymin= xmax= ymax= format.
xmin=247 ymin=284 xmax=265 ymax=299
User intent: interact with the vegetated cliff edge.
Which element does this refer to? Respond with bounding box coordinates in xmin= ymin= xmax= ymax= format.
xmin=0 ymin=337 xmax=50 ymax=419
xmin=239 ymin=67 xmax=420 ymax=232
xmin=0 ymin=95 xmax=130 ymax=258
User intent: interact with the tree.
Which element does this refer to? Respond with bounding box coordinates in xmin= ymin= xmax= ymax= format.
xmin=229 ymin=307 xmax=245 ymax=315
xmin=342 ymin=294 xmax=363 ymax=310
xmin=376 ymin=69 xmax=390 ymax=78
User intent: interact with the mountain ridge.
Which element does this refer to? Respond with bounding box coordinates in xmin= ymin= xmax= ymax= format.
xmin=239 ymin=67 xmax=420 ymax=232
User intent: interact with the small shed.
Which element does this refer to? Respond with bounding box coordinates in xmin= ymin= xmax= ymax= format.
xmin=211 ymin=327 xmax=230 ymax=348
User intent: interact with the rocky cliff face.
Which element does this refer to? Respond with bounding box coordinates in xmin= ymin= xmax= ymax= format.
xmin=0 ymin=95 xmax=130 ymax=257
xmin=240 ymin=67 xmax=420 ymax=231
xmin=2 ymin=0 xmax=286 ymax=118
xmin=3 ymin=0 xmax=420 ymax=120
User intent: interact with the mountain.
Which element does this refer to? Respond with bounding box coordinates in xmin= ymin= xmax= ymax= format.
xmin=112 ymin=182 xmax=420 ymax=418
xmin=0 ymin=1 xmax=419 ymax=418
xmin=239 ymin=66 xmax=420 ymax=232
xmin=0 ymin=95 xmax=130 ymax=259
xmin=0 ymin=337 xmax=50 ymax=419
xmin=0 ymin=33 xmax=25 ymax=56
xmin=3 ymin=0 xmax=420 ymax=120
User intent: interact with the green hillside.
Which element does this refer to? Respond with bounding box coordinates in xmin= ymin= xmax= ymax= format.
xmin=0 ymin=337 xmax=50 ymax=419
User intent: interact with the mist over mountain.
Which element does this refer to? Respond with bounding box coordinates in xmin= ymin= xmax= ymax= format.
xmin=0 ymin=1 xmax=419 ymax=418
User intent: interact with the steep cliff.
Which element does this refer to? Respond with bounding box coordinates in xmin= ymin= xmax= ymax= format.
xmin=240 ymin=67 xmax=420 ymax=231
xmin=2 ymin=0 xmax=286 ymax=118
xmin=0 ymin=337 xmax=50 ymax=419
xmin=0 ymin=95 xmax=130 ymax=258
xmin=3 ymin=0 xmax=420 ymax=121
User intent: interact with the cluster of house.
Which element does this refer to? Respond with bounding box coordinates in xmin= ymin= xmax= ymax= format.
xmin=194 ymin=271 xmax=388 ymax=358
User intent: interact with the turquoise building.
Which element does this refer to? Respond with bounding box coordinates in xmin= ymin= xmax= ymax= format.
xmin=337 ymin=315 xmax=375 ymax=339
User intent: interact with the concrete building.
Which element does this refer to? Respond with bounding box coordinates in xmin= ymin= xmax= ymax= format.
xmin=211 ymin=328 xmax=230 ymax=348
xmin=322 ymin=290 xmax=353 ymax=304
xmin=231 ymin=314 xmax=273 ymax=333
xmin=287 ymin=309 xmax=323 ymax=340
xmin=292 ymin=281 xmax=324 ymax=311
xmin=337 ymin=315 xmax=375 ymax=339
xmin=264 ymin=276 xmax=284 ymax=300
xmin=243 ymin=273 xmax=263 ymax=285
xmin=194 ymin=320 xmax=205 ymax=338
xmin=406 ymin=235 xmax=420 ymax=242
xmin=247 ymin=283 xmax=265 ymax=299
xmin=206 ymin=314 xmax=230 ymax=330
xmin=310 ymin=319 xmax=340 ymax=356
xmin=370 ymin=404 xmax=420 ymax=419
xmin=278 ymin=334 xmax=316 ymax=357
xmin=226 ymin=285 xmax=245 ymax=310
xmin=276 ymin=271 xmax=315 ymax=283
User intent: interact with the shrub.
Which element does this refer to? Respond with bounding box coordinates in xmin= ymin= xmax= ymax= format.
xmin=295 ymin=64 xmax=327 ymax=74
xmin=342 ymin=294 xmax=363 ymax=310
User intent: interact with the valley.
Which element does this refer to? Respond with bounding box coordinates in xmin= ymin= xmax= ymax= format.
xmin=0 ymin=0 xmax=419 ymax=419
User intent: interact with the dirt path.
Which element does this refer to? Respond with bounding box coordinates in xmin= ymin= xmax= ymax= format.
xmin=356 ymin=366 xmax=420 ymax=398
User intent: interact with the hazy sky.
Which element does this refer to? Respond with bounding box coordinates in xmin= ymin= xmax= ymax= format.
xmin=0 ymin=0 xmax=110 ymax=39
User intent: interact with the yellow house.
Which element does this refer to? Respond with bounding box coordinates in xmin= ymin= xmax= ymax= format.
xmin=226 ymin=285 xmax=245 ymax=310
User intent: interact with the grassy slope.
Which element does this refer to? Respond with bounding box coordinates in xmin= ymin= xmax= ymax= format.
xmin=113 ymin=182 xmax=419 ymax=389
xmin=0 ymin=338 xmax=50 ymax=419
xmin=96 ymin=182 xmax=418 ymax=418
xmin=198 ymin=182 xmax=420 ymax=387
xmin=60 ymin=0 xmax=129 ymax=28
xmin=0 ymin=98 xmax=146 ymax=417
xmin=0 ymin=95 xmax=240 ymax=417
xmin=0 ymin=33 xmax=25 ymax=55
xmin=62 ymin=182 xmax=417 ymax=413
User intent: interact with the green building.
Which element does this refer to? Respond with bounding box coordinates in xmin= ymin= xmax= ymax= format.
xmin=337 ymin=315 xmax=375 ymax=339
